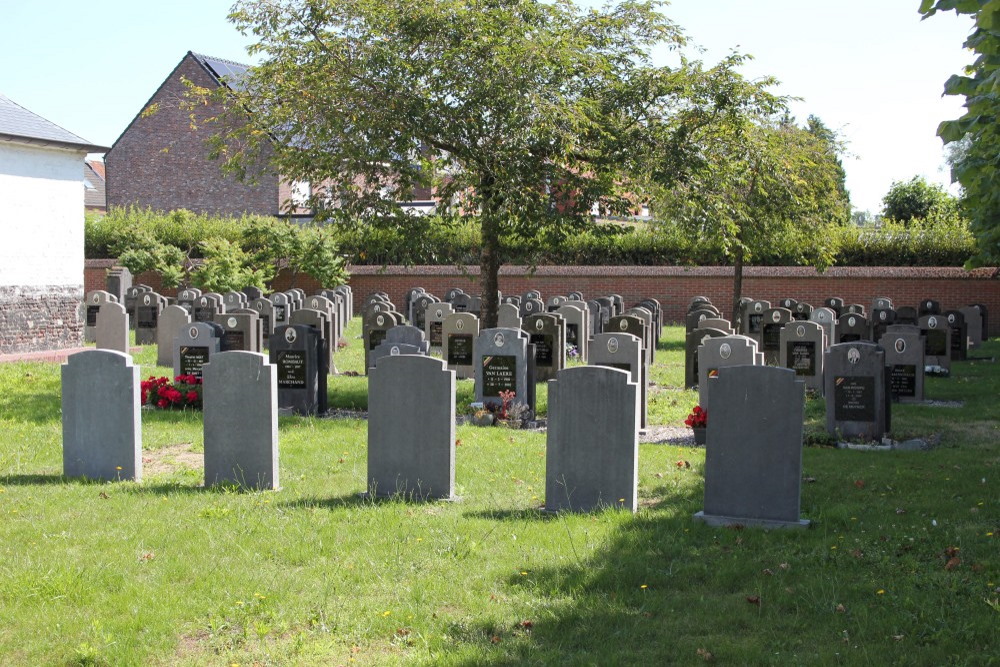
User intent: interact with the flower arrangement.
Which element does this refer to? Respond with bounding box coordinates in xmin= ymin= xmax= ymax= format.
xmin=684 ymin=405 xmax=708 ymax=429
xmin=141 ymin=375 xmax=203 ymax=409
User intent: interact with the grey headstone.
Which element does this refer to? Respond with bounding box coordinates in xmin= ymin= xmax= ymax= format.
xmin=760 ymin=307 xmax=793 ymax=365
xmin=590 ymin=332 xmax=647 ymax=429
xmin=741 ymin=300 xmax=771 ymax=341
xmin=960 ymin=306 xmax=983 ymax=349
xmin=836 ymin=313 xmax=870 ymax=344
xmin=157 ymin=305 xmax=192 ymax=367
xmin=779 ymin=320 xmax=826 ymax=394
xmin=879 ymin=331 xmax=925 ymax=403
xmin=368 ymin=355 xmax=455 ymax=500
xmin=61 ymin=350 xmax=141 ymax=481
xmin=425 ymin=302 xmax=454 ymax=352
xmin=269 ymin=292 xmax=291 ymax=327
xmin=918 ymin=314 xmax=952 ymax=372
xmin=825 ymin=342 xmax=890 ymax=441
xmin=215 ymin=312 xmax=263 ymax=353
xmin=83 ymin=290 xmax=117 ymax=343
xmin=474 ymin=328 xmax=534 ymax=412
xmin=809 ymin=307 xmax=836 ymax=348
xmin=695 ymin=365 xmax=808 ymax=529
xmin=943 ymin=310 xmax=969 ymax=361
xmin=556 ymin=303 xmax=588 ymax=363
xmin=918 ymin=299 xmax=940 ymax=317
xmin=96 ymin=302 xmax=129 ymax=353
xmin=194 ymin=293 xmax=225 ymax=324
xmin=497 ymin=303 xmax=522 ymax=331
xmin=443 ymin=313 xmax=479 ymax=379
xmin=203 ymin=351 xmax=278 ymax=490
xmin=699 ymin=335 xmax=763 ymax=406
xmin=685 ymin=327 xmax=729 ymax=388
xmin=134 ymin=291 xmax=167 ymax=345
xmin=269 ymin=324 xmax=326 ymax=415
xmin=250 ymin=297 xmax=277 ymax=341
xmin=545 ymin=366 xmax=639 ymax=513
xmin=105 ymin=266 xmax=132 ymax=303
xmin=290 ymin=307 xmax=334 ymax=373
xmin=523 ymin=312 xmax=566 ymax=382
xmin=173 ymin=322 xmax=223 ymax=379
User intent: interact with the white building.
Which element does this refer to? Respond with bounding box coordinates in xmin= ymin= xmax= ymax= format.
xmin=0 ymin=93 xmax=107 ymax=353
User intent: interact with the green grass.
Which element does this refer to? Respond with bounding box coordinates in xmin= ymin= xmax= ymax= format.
xmin=0 ymin=324 xmax=996 ymax=665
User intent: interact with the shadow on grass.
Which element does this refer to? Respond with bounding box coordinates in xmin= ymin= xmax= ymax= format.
xmin=0 ymin=473 xmax=69 ymax=486
xmin=657 ymin=338 xmax=685 ymax=352
xmin=276 ymin=491 xmax=463 ymax=511
xmin=462 ymin=507 xmax=556 ymax=522
xmin=0 ymin=389 xmax=62 ymax=424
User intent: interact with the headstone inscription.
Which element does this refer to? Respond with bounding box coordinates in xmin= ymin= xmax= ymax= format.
xmin=269 ymin=324 xmax=326 ymax=415
xmin=590 ymin=332 xmax=646 ymax=429
xmin=443 ymin=313 xmax=479 ymax=379
xmin=124 ymin=284 xmax=152 ymax=330
xmin=836 ymin=313 xmax=870 ymax=344
xmin=83 ymin=290 xmax=117 ymax=343
xmin=760 ymin=307 xmax=793 ymax=365
xmin=525 ymin=312 xmax=566 ymax=382
xmin=943 ymin=310 xmax=968 ymax=361
xmin=824 ymin=342 xmax=890 ymax=441
xmin=228 ymin=308 xmax=265 ymax=353
xmin=779 ymin=320 xmax=826 ymax=394
xmin=202 ymin=351 xmax=279 ymax=490
xmin=269 ymin=292 xmax=291 ymax=328
xmin=156 ymin=305 xmax=191 ymax=367
xmin=290 ymin=308 xmax=334 ymax=373
xmin=698 ymin=335 xmax=763 ymax=407
xmin=694 ymin=365 xmax=808 ymax=529
xmin=474 ymin=328 xmax=535 ymax=413
xmin=96 ymin=302 xmax=129 ymax=354
xmin=741 ymin=300 xmax=771 ymax=342
xmin=368 ymin=355 xmax=456 ymax=500
xmin=61 ymin=349 xmax=141 ymax=482
xmin=424 ymin=302 xmax=454 ymax=353
xmin=135 ymin=291 xmax=167 ymax=345
xmin=545 ymin=365 xmax=639 ymax=512
xmin=173 ymin=322 xmax=223 ymax=379
xmin=918 ymin=314 xmax=952 ymax=373
xmin=879 ymin=331 xmax=925 ymax=403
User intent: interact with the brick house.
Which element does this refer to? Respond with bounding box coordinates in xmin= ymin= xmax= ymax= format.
xmin=84 ymin=159 xmax=106 ymax=212
xmin=105 ymin=51 xmax=286 ymax=216
xmin=0 ymin=92 xmax=108 ymax=353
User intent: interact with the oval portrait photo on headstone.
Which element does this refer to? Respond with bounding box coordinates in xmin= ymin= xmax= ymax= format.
xmin=620 ymin=320 xmax=628 ymax=331
xmin=390 ymin=346 xmax=400 ymax=355
xmin=285 ymin=327 xmax=297 ymax=343
xmin=608 ymin=337 xmax=619 ymax=354
xmin=929 ymin=316 xmax=938 ymax=328
xmin=720 ymin=343 xmax=732 ymax=360
xmin=848 ymin=316 xmax=856 ymax=327
xmin=228 ymin=317 xmax=237 ymax=328
xmin=189 ymin=326 xmax=199 ymax=339
xmin=494 ymin=332 xmax=505 ymax=347
xmin=377 ymin=315 xmax=384 ymax=326
xmin=848 ymin=347 xmax=861 ymax=364
xmin=536 ymin=319 xmax=544 ymax=331
xmin=457 ymin=319 xmax=464 ymax=330
xmin=895 ymin=338 xmax=906 ymax=353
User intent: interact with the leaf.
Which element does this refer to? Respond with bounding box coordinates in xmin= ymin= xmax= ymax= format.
xmin=746 ymin=596 xmax=761 ymax=606
xmin=945 ymin=557 xmax=962 ymax=570
xmin=696 ymin=647 xmax=715 ymax=661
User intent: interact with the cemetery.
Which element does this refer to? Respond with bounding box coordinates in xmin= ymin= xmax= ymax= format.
xmin=0 ymin=281 xmax=997 ymax=664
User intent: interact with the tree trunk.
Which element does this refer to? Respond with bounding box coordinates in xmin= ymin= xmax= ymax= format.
xmin=731 ymin=244 xmax=744 ymax=324
xmin=479 ymin=186 xmax=501 ymax=329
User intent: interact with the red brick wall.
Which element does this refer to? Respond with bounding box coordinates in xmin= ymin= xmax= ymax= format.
xmin=84 ymin=261 xmax=1000 ymax=336
xmin=105 ymin=54 xmax=279 ymax=216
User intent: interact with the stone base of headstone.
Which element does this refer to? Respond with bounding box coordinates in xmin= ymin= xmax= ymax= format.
xmin=693 ymin=511 xmax=810 ymax=530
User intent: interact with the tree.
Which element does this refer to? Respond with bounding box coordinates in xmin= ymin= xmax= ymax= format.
xmin=881 ymin=175 xmax=958 ymax=223
xmin=919 ymin=0 xmax=999 ymax=266
xmin=200 ymin=0 xmax=775 ymax=326
xmin=652 ymin=110 xmax=851 ymax=322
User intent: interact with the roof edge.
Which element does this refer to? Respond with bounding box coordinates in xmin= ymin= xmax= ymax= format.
xmin=0 ymin=133 xmax=109 ymax=153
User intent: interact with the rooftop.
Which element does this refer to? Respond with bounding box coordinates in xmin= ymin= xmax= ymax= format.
xmin=0 ymin=93 xmax=108 ymax=152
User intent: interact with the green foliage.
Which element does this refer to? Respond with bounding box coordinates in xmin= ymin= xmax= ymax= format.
xmin=920 ymin=1 xmax=1000 ymax=266
xmin=191 ymin=238 xmax=269 ymax=292
xmin=881 ymin=175 xmax=959 ymax=223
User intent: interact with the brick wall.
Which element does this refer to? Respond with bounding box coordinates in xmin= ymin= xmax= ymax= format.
xmin=84 ymin=261 xmax=1000 ymax=337
xmin=0 ymin=285 xmax=83 ymax=354
xmin=105 ymin=53 xmax=279 ymax=216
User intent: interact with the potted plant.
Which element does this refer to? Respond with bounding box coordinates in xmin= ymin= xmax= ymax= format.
xmin=685 ymin=405 xmax=708 ymax=445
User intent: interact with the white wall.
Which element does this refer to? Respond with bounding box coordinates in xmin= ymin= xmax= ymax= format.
xmin=0 ymin=141 xmax=85 ymax=287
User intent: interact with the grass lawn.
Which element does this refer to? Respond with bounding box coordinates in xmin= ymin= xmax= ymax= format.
xmin=0 ymin=321 xmax=996 ymax=665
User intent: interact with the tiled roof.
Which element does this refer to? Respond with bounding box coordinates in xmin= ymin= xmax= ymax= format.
xmin=0 ymin=93 xmax=108 ymax=152
xmin=190 ymin=52 xmax=250 ymax=91
xmin=84 ymin=160 xmax=106 ymax=209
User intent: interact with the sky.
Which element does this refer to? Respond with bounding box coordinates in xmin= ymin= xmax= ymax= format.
xmin=0 ymin=0 xmax=976 ymax=213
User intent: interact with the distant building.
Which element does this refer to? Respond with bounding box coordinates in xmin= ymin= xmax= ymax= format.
xmin=105 ymin=51 xmax=283 ymax=216
xmin=0 ymin=92 xmax=108 ymax=353
xmin=84 ymin=159 xmax=106 ymax=212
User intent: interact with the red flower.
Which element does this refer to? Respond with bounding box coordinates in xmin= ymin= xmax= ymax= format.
xmin=684 ymin=405 xmax=708 ymax=428
xmin=186 ymin=390 xmax=199 ymax=404
xmin=156 ymin=398 xmax=169 ymax=408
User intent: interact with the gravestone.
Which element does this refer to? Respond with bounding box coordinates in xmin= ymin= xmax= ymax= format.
xmin=124 ymin=284 xmax=152 ymax=330
xmin=385 ymin=324 xmax=429 ymax=353
xmin=364 ymin=311 xmax=401 ymax=374
xmin=694 ymin=365 xmax=808 ymax=529
xmin=870 ymin=308 xmax=897 ymax=343
xmin=194 ymin=294 xmax=225 ymax=323
xmin=135 ymin=291 xmax=167 ymax=345
xmin=809 ymin=307 xmax=836 ymax=349
xmin=699 ymin=335 xmax=764 ymax=406
xmin=844 ymin=303 xmax=866 ymax=316
xmin=370 ymin=341 xmax=427 ymax=369
xmin=568 ymin=290 xmax=584 ymax=301
xmin=451 ymin=293 xmax=473 ymax=313
xmin=474 ymin=328 xmax=535 ymax=413
xmin=588 ymin=299 xmax=607 ymax=334
xmin=222 ymin=291 xmax=248 ymax=310
xmin=741 ymin=300 xmax=771 ymax=342
xmin=918 ymin=299 xmax=941 ymax=317
xmin=872 ymin=296 xmax=893 ymax=311
xmin=625 ymin=306 xmax=655 ymax=363
xmin=918 ymin=314 xmax=952 ymax=373
xmin=519 ymin=297 xmax=545 ymax=318
xmin=960 ymin=305 xmax=983 ymax=349
xmin=778 ymin=297 xmax=799 ymax=312
xmin=609 ymin=294 xmax=625 ymax=317
xmin=424 ymin=302 xmax=454 ymax=353
xmin=943 ymin=310 xmax=968 ymax=361
xmin=250 ymin=297 xmax=277 ymax=342
xmin=546 ymin=295 xmax=567 ymax=312
xmin=545 ymin=366 xmax=639 ymax=513
xmin=686 ymin=307 xmax=719 ymax=334
xmin=590 ymin=332 xmax=646 ymax=429
xmin=637 ymin=298 xmax=662 ymax=342
xmin=176 ymin=288 xmax=202 ymax=314
xmin=824 ymin=297 xmax=844 ymax=317
xmin=215 ymin=312 xmax=263 ymax=353
xmin=306 ymin=294 xmax=341 ymax=345
xmin=269 ymin=292 xmax=292 ymax=328
xmin=174 ymin=322 xmax=224 ymax=379
xmin=497 ymin=302 xmax=522 ymax=330
xmin=443 ymin=313 xmax=479 ymax=379
xmin=95 ymin=302 xmax=129 ymax=353
xmin=467 ymin=296 xmax=483 ymax=318
xmin=879 ymin=331 xmax=925 ymax=403
xmin=284 ymin=288 xmax=304 ymax=314
xmin=269 ymin=324 xmax=326 ymax=415
xmin=760 ymin=307 xmax=793 ymax=365
xmin=105 ymin=266 xmax=132 ymax=304
xmin=61 ymin=349 xmax=141 ymax=482
xmin=410 ymin=293 xmax=438 ymax=331
xmin=228 ymin=308 xmax=265 ymax=352
xmin=368 ymin=355 xmax=456 ymax=500
xmin=825 ymin=342 xmax=890 ymax=441
xmin=83 ymin=290 xmax=117 ymax=343
xmin=444 ymin=287 xmax=465 ymax=303
xmin=202 ymin=351 xmax=278 ymax=489
xmin=791 ymin=302 xmax=813 ymax=321
xmin=698 ymin=317 xmax=734 ymax=335
xmin=242 ymin=286 xmax=264 ymax=301
xmin=404 ymin=287 xmax=426 ymax=324
xmin=522 ymin=289 xmax=542 ymax=301
xmin=503 ymin=295 xmax=521 ymax=307
xmin=290 ymin=308 xmax=334 ymax=373
xmin=836 ymin=313 xmax=870 ymax=343
xmin=895 ymin=306 xmax=919 ymax=326
xmin=156 ymin=304 xmax=191 ymax=367
xmin=610 ymin=314 xmax=650 ymax=367
xmin=685 ymin=327 xmax=729 ymax=388
xmin=524 ymin=312 xmax=566 ymax=382
xmin=971 ymin=303 xmax=989 ymax=341
xmin=556 ymin=303 xmax=588 ymax=363
xmin=779 ymin=320 xmax=826 ymax=394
